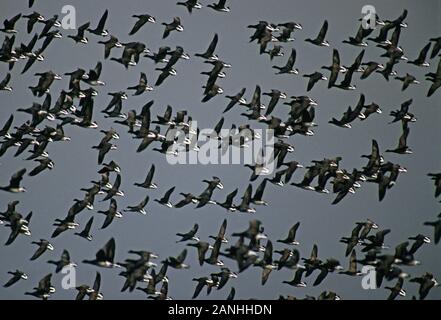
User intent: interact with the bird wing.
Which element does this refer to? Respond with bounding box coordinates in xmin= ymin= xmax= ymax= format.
xmin=155 ymin=70 xmax=170 ymax=86
xmin=162 ymin=186 xmax=175 ymax=202
xmin=176 ymin=249 xmax=187 ymax=263
xmin=78 ymin=22 xmax=91 ymax=36
xmin=29 ymin=162 xmax=47 ymax=177
xmin=206 ymin=33 xmax=218 ymax=56
xmin=332 ymin=189 xmax=349 ymax=205
xmin=100 ymin=238 xmax=115 ymax=262
xmin=328 ymin=50 xmax=340 ymax=87
xmin=265 ymin=96 xmax=279 ymax=116
xmin=89 ymin=62 xmax=102 ymax=80
xmin=101 ymin=213 xmax=114 ymax=229
xmin=427 ymin=79 xmax=441 ymax=97
xmin=390 ymin=26 xmax=401 ymax=47
xmin=38 ymin=274 xmax=52 ymax=291
xmin=3 ymin=274 xmax=21 ymax=287
xmin=93 ymin=272 xmax=101 ymax=291
xmin=313 ymin=267 xmax=329 ymax=286
xmin=261 ymin=268 xmax=272 ymax=285
xmin=174 ymin=197 xmax=192 ymax=208
xmin=209 ymin=238 xmax=222 ymax=261
xmin=218 ymin=219 xmax=228 ymax=239
xmin=263 ymin=240 xmax=273 ymax=264
xmin=253 ymin=179 xmax=267 ymax=201
xmin=96 ymin=10 xmax=108 ymax=31
xmin=416 ymin=42 xmax=431 ymax=62
xmin=129 ymin=18 xmax=147 ymax=35
xmin=317 ymin=20 xmax=328 ymax=42
xmin=190 ymin=223 xmax=199 ymax=236
xmin=197 ymin=245 xmax=208 ymax=266
xmin=286 ymin=49 xmax=296 ymax=69
xmin=288 ymin=222 xmax=300 ymax=241
xmin=397 ymin=126 xmax=410 ymax=149
xmin=192 ymin=280 xmax=205 ymax=299
xmin=61 ymin=249 xmax=71 ymax=263
xmin=9 ymin=168 xmax=26 ymax=188
xmin=0 ymin=73 xmax=11 ymax=87
xmin=80 ymin=217 xmax=93 ymax=236
xmin=0 ymin=114 xmax=13 ymax=136
xmin=349 ymin=250 xmax=358 ymax=272
xmin=5 ymin=226 xmax=21 ymax=246
xmin=240 ymin=184 xmax=252 ymax=207
xmin=31 ymin=243 xmax=47 ymax=260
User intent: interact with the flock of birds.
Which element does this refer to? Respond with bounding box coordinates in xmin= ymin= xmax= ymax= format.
xmin=0 ymin=0 xmax=440 ymax=300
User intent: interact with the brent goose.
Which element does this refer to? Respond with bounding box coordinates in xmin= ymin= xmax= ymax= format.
xmin=394 ymin=73 xmax=419 ymax=91
xmin=410 ymin=273 xmax=439 ymax=300
xmin=25 ymin=274 xmax=55 ymax=300
xmin=0 ymin=168 xmax=26 ymax=193
xmin=273 ymin=48 xmax=298 ymax=74
xmin=98 ymin=35 xmax=122 ymax=59
xmin=162 ymin=17 xmax=184 ymax=39
xmin=74 ymin=217 xmax=94 ymax=241
xmin=98 ymin=199 xmax=122 ymax=229
xmin=4 ymin=270 xmax=28 ymax=288
xmin=47 ymin=249 xmax=77 ymax=273
xmin=408 ymin=42 xmax=431 ymax=67
xmin=68 ymin=22 xmax=91 ymax=44
xmin=343 ymin=24 xmax=372 ymax=47
xmin=129 ymin=14 xmax=156 ymax=35
xmin=277 ymin=222 xmax=300 ymax=245
xmin=195 ymin=34 xmax=218 ymax=60
xmin=208 ymin=0 xmax=230 ymax=12
xmin=339 ymin=250 xmax=363 ymax=276
xmin=187 ymin=241 xmax=212 ymax=266
xmin=88 ymin=10 xmax=109 ymax=36
xmin=305 ymin=20 xmax=329 ymax=47
xmin=303 ymin=72 xmax=327 ymax=91
xmin=0 ymin=14 xmax=21 ymax=34
xmin=154 ymin=187 xmax=175 ymax=207
xmin=83 ymin=238 xmax=121 ymax=268
xmin=128 ymin=72 xmax=153 ymax=95
xmin=30 ymin=239 xmax=54 ymax=260
xmin=134 ymin=164 xmax=158 ymax=189
xmin=163 ymin=249 xmax=190 ymax=269
xmin=124 ymin=195 xmax=149 ymax=215
xmin=176 ymin=224 xmax=200 ymax=243
xmin=177 ymin=0 xmax=203 ymax=14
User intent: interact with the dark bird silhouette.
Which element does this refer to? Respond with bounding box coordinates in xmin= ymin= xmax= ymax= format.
xmin=305 ymin=20 xmax=329 ymax=47
xmin=273 ymin=48 xmax=298 ymax=74
xmin=4 ymin=270 xmax=28 ymax=288
xmin=208 ymin=0 xmax=230 ymax=12
xmin=195 ymin=34 xmax=218 ymax=60
xmin=128 ymin=72 xmax=153 ymax=95
xmin=74 ymin=217 xmax=94 ymax=241
xmin=0 ymin=168 xmax=27 ymax=193
xmin=277 ymin=222 xmax=300 ymax=245
xmin=129 ymin=14 xmax=156 ymax=35
xmin=25 ymin=274 xmax=55 ymax=300
xmin=428 ymin=173 xmax=441 ymax=198
xmin=88 ymin=10 xmax=109 ymax=36
xmin=162 ymin=17 xmax=184 ymax=39
xmin=68 ymin=22 xmax=91 ymax=44
xmin=83 ymin=238 xmax=120 ymax=268
xmin=177 ymin=0 xmax=203 ymax=14
xmin=424 ymin=213 xmax=441 ymax=244
xmin=98 ymin=35 xmax=122 ymax=59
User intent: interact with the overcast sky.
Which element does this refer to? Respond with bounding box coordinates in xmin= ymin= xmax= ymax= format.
xmin=0 ymin=0 xmax=440 ymax=300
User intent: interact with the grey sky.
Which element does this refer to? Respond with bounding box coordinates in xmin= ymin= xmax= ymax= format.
xmin=0 ymin=0 xmax=440 ymax=300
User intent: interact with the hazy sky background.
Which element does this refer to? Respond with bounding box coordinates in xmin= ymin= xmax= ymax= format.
xmin=0 ymin=0 xmax=440 ymax=300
